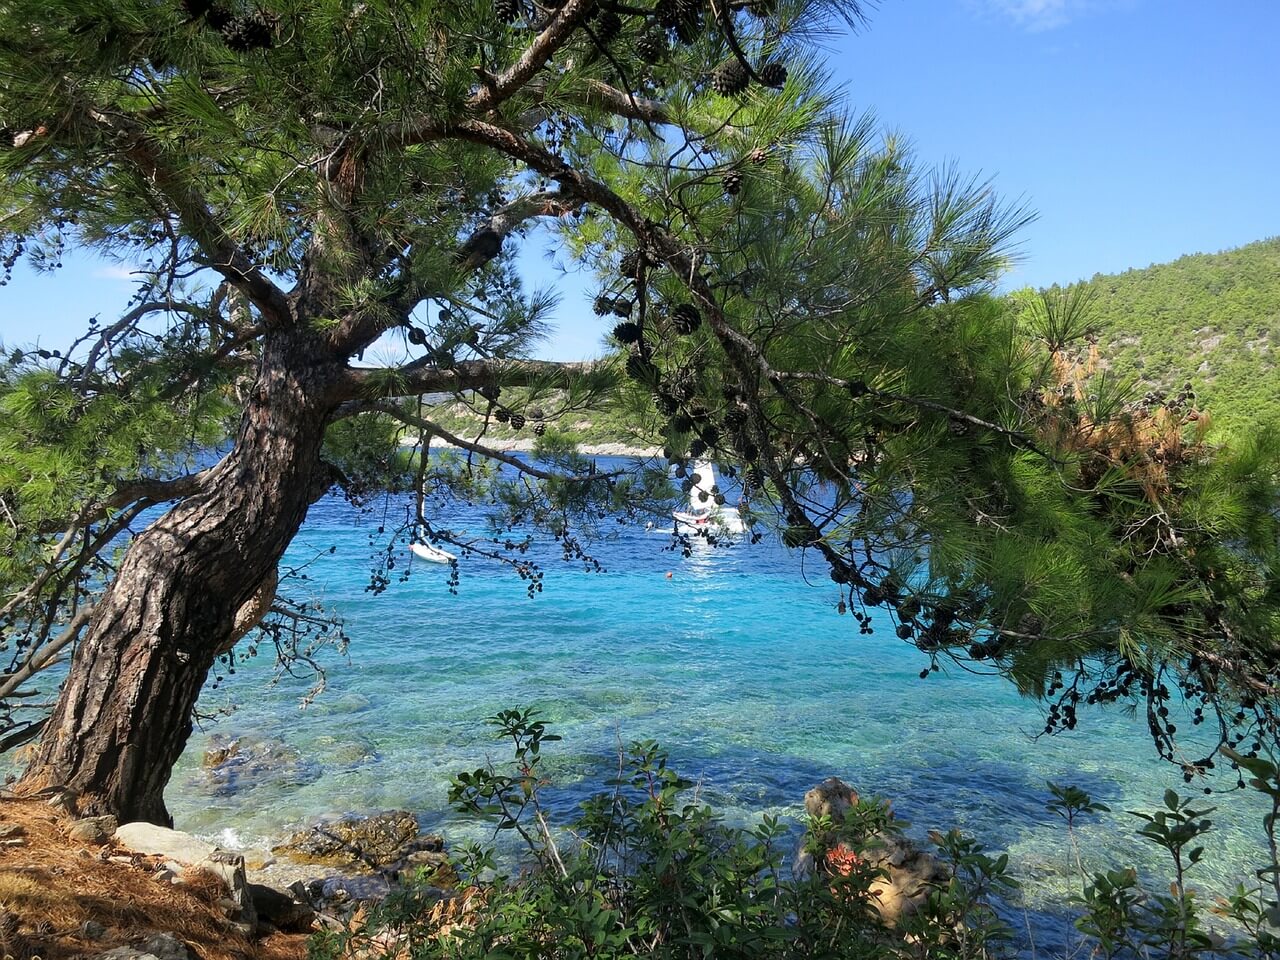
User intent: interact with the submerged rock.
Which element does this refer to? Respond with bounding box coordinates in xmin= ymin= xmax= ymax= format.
xmin=313 ymin=734 xmax=381 ymax=768
xmin=272 ymin=810 xmax=439 ymax=869
xmin=797 ymin=776 xmax=946 ymax=926
xmin=195 ymin=735 xmax=322 ymax=796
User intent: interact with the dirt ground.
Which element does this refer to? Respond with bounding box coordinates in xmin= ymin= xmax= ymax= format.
xmin=0 ymin=798 xmax=308 ymax=960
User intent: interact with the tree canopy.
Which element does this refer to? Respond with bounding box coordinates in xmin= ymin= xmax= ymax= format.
xmin=0 ymin=0 xmax=1276 ymax=819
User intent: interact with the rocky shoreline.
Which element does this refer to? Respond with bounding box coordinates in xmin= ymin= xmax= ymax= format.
xmin=399 ymin=434 xmax=661 ymax=458
xmin=0 ymin=765 xmax=946 ymax=960
xmin=104 ymin=807 xmax=450 ymax=940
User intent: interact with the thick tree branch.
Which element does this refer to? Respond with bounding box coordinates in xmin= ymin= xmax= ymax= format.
xmin=83 ymin=109 xmax=292 ymax=325
xmin=102 ymin=468 xmax=218 ymax=515
xmin=468 ymin=0 xmax=598 ymax=114
xmin=330 ymin=189 xmax=581 ymax=355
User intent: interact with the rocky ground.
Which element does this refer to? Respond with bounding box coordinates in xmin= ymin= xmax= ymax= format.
xmin=0 ymin=796 xmax=301 ymax=960
xmin=0 ymin=794 xmax=463 ymax=960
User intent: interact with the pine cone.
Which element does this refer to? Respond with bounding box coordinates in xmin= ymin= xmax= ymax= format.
xmin=636 ymin=28 xmax=667 ymax=64
xmin=509 ymin=413 xmax=526 ymax=430
xmin=757 ymin=61 xmax=787 ymax=88
xmin=619 ymin=249 xmax=642 ymax=278
xmin=656 ymin=0 xmax=701 ymax=44
xmin=689 ymin=437 xmax=708 ymax=457
xmin=205 ymin=4 xmax=232 ymax=29
xmin=534 ymin=422 xmax=547 ymax=436
xmin=494 ymin=407 xmax=511 ymax=423
xmin=710 ymin=59 xmax=750 ymax=96
xmin=495 ymin=0 xmax=521 ymax=23
xmin=595 ymin=8 xmax=623 ymax=43
xmin=672 ymin=303 xmax=701 ymax=334
xmin=723 ymin=170 xmax=743 ymax=196
xmin=593 ymin=295 xmax=614 ymax=316
xmin=181 ymin=0 xmax=216 ymax=20
xmin=610 ymin=297 xmax=633 ymax=318
xmin=747 ymin=146 xmax=768 ymax=165
xmin=612 ymin=321 xmax=643 ymax=344
xmin=220 ymin=13 xmax=274 ymax=52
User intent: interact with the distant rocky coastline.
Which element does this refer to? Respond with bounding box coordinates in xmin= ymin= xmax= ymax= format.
xmin=399 ymin=434 xmax=661 ymax=458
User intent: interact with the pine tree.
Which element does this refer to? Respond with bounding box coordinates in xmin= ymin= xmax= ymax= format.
xmin=0 ymin=0 xmax=1275 ymax=824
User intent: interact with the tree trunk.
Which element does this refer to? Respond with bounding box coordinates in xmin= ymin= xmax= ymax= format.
xmin=19 ymin=333 xmax=342 ymax=825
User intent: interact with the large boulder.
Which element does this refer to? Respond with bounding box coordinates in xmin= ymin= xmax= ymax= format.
xmin=273 ymin=810 xmax=438 ymax=869
xmin=861 ymin=837 xmax=946 ymax=925
xmin=797 ymin=777 xmax=946 ymax=926
xmin=113 ymin=823 xmax=215 ymax=864
xmin=248 ymin=883 xmax=315 ymax=932
xmin=804 ymin=777 xmax=860 ymax=823
xmin=112 ymin=824 xmax=257 ymax=929
xmin=193 ymin=850 xmax=257 ymax=931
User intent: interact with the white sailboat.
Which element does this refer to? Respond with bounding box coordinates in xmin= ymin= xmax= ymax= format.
xmin=411 ymin=541 xmax=457 ymax=564
xmin=672 ymin=461 xmax=748 ymax=535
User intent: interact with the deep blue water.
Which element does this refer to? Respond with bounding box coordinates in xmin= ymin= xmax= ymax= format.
xmin=166 ymin=457 xmax=1268 ymax=952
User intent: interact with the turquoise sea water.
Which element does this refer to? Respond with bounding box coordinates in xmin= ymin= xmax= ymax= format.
xmin=165 ymin=458 xmax=1268 ymax=952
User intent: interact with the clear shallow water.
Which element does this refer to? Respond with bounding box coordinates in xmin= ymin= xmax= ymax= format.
xmin=165 ymin=458 xmax=1268 ymax=951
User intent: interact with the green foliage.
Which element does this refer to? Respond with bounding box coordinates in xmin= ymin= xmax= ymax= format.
xmin=1062 ymin=773 xmax=1280 ymax=959
xmin=322 ymin=412 xmax=415 ymax=499
xmin=324 ymin=710 xmax=1021 ymax=960
xmin=319 ymin=713 xmax=1280 ymax=959
xmin=0 ymin=342 xmax=233 ymax=613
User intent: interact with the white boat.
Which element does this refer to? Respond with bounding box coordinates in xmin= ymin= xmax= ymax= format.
xmin=672 ymin=461 xmax=748 ymax=535
xmin=410 ymin=541 xmax=457 ymax=564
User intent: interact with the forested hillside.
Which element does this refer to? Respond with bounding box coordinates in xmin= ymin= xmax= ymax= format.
xmin=1051 ymin=237 xmax=1280 ymax=431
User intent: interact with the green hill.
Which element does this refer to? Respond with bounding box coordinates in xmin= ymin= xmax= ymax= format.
xmin=1050 ymin=237 xmax=1280 ymax=432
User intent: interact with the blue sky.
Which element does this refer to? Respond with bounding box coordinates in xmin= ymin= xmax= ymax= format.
xmin=1 ymin=0 xmax=1276 ymax=360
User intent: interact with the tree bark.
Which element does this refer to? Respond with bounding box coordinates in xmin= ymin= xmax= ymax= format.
xmin=19 ymin=332 xmax=343 ymax=825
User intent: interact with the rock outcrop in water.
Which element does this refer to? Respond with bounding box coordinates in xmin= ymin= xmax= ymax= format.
xmin=196 ymin=736 xmax=322 ymax=796
xmin=273 ymin=809 xmax=445 ymax=872
xmin=796 ymin=776 xmax=946 ymax=926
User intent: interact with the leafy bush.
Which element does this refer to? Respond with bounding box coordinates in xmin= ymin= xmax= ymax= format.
xmin=312 ymin=712 xmax=1280 ymax=960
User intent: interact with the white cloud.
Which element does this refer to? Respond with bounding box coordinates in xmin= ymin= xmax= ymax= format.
xmin=982 ymin=0 xmax=1088 ymax=30
xmin=92 ymin=265 xmax=137 ymax=281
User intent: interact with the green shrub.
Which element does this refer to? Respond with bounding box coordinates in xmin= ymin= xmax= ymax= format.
xmin=312 ymin=711 xmax=1280 ymax=959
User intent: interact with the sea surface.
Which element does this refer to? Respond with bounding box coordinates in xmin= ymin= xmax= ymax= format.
xmin=165 ymin=457 xmax=1269 ymax=953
